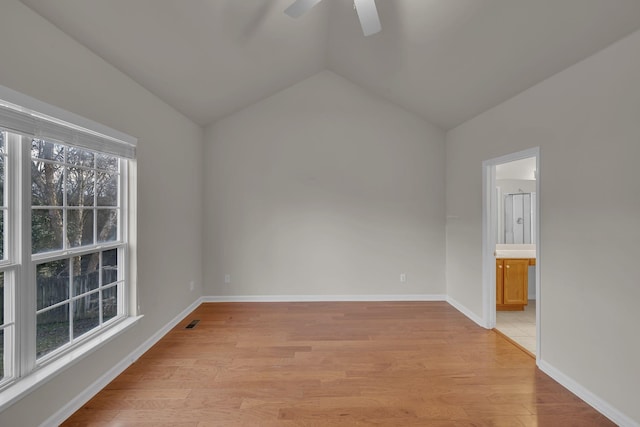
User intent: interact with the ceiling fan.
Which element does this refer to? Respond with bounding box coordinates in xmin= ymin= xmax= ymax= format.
xmin=285 ymin=0 xmax=381 ymax=36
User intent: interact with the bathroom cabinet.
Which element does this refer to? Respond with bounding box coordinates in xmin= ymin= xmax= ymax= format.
xmin=496 ymin=258 xmax=533 ymax=311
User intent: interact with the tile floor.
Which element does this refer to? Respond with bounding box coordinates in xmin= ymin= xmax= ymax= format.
xmin=496 ymin=300 xmax=536 ymax=354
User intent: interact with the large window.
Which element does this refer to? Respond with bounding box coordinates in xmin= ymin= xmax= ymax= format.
xmin=0 ymin=88 xmax=136 ymax=397
xmin=31 ymin=139 xmax=124 ymax=360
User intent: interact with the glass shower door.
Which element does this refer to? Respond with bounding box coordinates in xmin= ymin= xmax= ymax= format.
xmin=504 ymin=193 xmax=535 ymax=244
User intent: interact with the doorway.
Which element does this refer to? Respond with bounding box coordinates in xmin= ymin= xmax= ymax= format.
xmin=482 ymin=148 xmax=540 ymax=360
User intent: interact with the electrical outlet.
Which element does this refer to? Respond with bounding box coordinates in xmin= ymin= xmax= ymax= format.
xmin=400 ymin=273 xmax=407 ymax=283
xmin=189 ymin=281 xmax=195 ymax=291
xmin=224 ymin=274 xmax=231 ymax=284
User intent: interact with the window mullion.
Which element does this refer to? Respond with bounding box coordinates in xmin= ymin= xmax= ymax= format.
xmin=1 ymin=132 xmax=17 ymax=383
xmin=119 ymin=160 xmax=130 ymax=317
xmin=62 ymin=152 xmax=67 ymax=251
xmin=15 ymin=136 xmax=37 ymax=376
xmin=98 ymin=252 xmax=103 ymax=325
xmin=68 ymin=258 xmax=73 ymax=345
xmin=93 ymin=157 xmax=97 ymax=247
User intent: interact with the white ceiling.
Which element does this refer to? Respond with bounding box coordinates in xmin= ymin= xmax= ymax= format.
xmin=19 ymin=0 xmax=640 ymax=129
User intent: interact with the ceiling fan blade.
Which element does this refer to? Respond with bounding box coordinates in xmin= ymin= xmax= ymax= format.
xmin=284 ymin=0 xmax=323 ymax=18
xmin=354 ymin=0 xmax=381 ymax=36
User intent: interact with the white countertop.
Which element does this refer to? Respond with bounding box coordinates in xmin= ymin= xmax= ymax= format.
xmin=495 ymin=244 xmax=536 ymax=259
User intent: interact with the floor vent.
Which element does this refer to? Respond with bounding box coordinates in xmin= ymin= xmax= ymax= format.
xmin=185 ymin=319 xmax=200 ymax=329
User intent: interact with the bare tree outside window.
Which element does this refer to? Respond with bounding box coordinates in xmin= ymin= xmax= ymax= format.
xmin=32 ymin=139 xmax=122 ymax=358
xmin=0 ymin=96 xmax=133 ymax=390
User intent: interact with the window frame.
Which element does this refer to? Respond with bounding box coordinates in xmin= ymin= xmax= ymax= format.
xmin=29 ymin=141 xmax=122 ymax=252
xmin=0 ymin=132 xmax=131 ymax=385
xmin=0 ymin=85 xmax=139 ymax=409
xmin=29 ymin=137 xmax=129 ymax=364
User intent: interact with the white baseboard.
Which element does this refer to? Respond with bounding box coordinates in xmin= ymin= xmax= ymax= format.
xmin=202 ymin=294 xmax=446 ymax=303
xmin=446 ymin=296 xmax=487 ymax=328
xmin=537 ymin=360 xmax=638 ymax=427
xmin=447 ymin=297 xmax=638 ymax=425
xmin=43 ymin=297 xmax=204 ymax=427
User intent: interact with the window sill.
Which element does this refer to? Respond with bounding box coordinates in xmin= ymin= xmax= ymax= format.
xmin=0 ymin=315 xmax=143 ymax=412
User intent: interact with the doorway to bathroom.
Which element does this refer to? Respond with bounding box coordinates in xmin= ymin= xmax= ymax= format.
xmin=482 ymin=148 xmax=540 ymax=360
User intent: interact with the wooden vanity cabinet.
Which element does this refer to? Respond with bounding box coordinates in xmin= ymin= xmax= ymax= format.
xmin=496 ymin=258 xmax=529 ymax=311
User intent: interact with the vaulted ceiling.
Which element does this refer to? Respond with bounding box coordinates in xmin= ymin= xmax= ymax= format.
xmin=19 ymin=0 xmax=640 ymax=130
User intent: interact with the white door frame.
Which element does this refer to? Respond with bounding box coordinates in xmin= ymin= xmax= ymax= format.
xmin=482 ymin=147 xmax=541 ymax=361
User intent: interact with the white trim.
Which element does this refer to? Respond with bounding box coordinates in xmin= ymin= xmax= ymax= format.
xmin=481 ymin=159 xmax=496 ymax=329
xmin=0 ymin=85 xmax=136 ymax=159
xmin=42 ymin=297 xmax=202 ymax=427
xmin=201 ymin=294 xmax=446 ymax=303
xmin=0 ymin=315 xmax=142 ymax=413
xmin=0 ymin=84 xmax=136 ymax=147
xmin=482 ymin=147 xmax=541 ymax=361
xmin=538 ymin=360 xmax=638 ymax=427
xmin=446 ymin=296 xmax=485 ymax=328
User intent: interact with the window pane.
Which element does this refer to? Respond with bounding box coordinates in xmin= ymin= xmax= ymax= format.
xmin=67 ymin=209 xmax=94 ymax=248
xmin=72 ymin=254 xmax=99 ymax=296
xmin=32 ymin=139 xmax=64 ymax=162
xmin=0 ymin=142 xmax=4 ymax=260
xmin=31 ymin=161 xmax=63 ymax=206
xmin=67 ymin=146 xmax=94 ymax=168
xmin=32 ymin=209 xmax=63 ymax=253
xmin=67 ymin=167 xmax=94 ymax=207
xmin=96 ymin=154 xmax=118 ymax=173
xmin=37 ymin=304 xmax=70 ymax=358
xmin=73 ymin=293 xmax=99 ymax=339
xmin=0 ymin=210 xmax=4 ymax=260
xmin=97 ymin=209 xmax=118 ymax=243
xmin=102 ymin=286 xmax=118 ymax=323
xmin=102 ymin=249 xmax=118 ymax=285
xmin=37 ymin=260 xmax=69 ymax=311
xmin=0 ymin=155 xmax=4 ymax=207
xmin=19 ymin=137 xmax=127 ymax=364
xmin=0 ymin=328 xmax=4 ymax=380
xmin=0 ymin=271 xmax=4 ymax=325
xmin=96 ymin=172 xmax=118 ymax=206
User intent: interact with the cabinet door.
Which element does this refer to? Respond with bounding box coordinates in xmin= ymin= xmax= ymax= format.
xmin=503 ymin=259 xmax=529 ymax=305
xmin=496 ymin=259 xmax=504 ymax=305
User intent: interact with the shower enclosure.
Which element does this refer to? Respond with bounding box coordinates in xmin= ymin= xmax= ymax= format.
xmin=503 ymin=192 xmax=536 ymax=244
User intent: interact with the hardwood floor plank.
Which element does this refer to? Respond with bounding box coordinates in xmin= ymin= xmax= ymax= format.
xmin=62 ymin=302 xmax=615 ymax=426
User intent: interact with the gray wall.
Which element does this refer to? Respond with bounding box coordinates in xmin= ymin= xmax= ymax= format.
xmin=204 ymin=71 xmax=446 ymax=298
xmin=446 ymin=29 xmax=640 ymax=423
xmin=0 ymin=1 xmax=204 ymax=425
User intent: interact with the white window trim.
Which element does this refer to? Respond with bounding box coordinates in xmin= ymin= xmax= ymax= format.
xmin=0 ymin=315 xmax=141 ymax=412
xmin=0 ymin=84 xmax=136 ymax=157
xmin=0 ymin=86 xmax=140 ymax=411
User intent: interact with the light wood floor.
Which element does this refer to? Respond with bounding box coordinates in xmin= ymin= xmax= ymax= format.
xmin=63 ymin=302 xmax=614 ymax=426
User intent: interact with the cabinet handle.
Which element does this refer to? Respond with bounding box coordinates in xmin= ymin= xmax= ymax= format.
xmin=506 ymin=265 xmax=510 ymax=268
xmin=498 ymin=265 xmax=502 ymax=268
